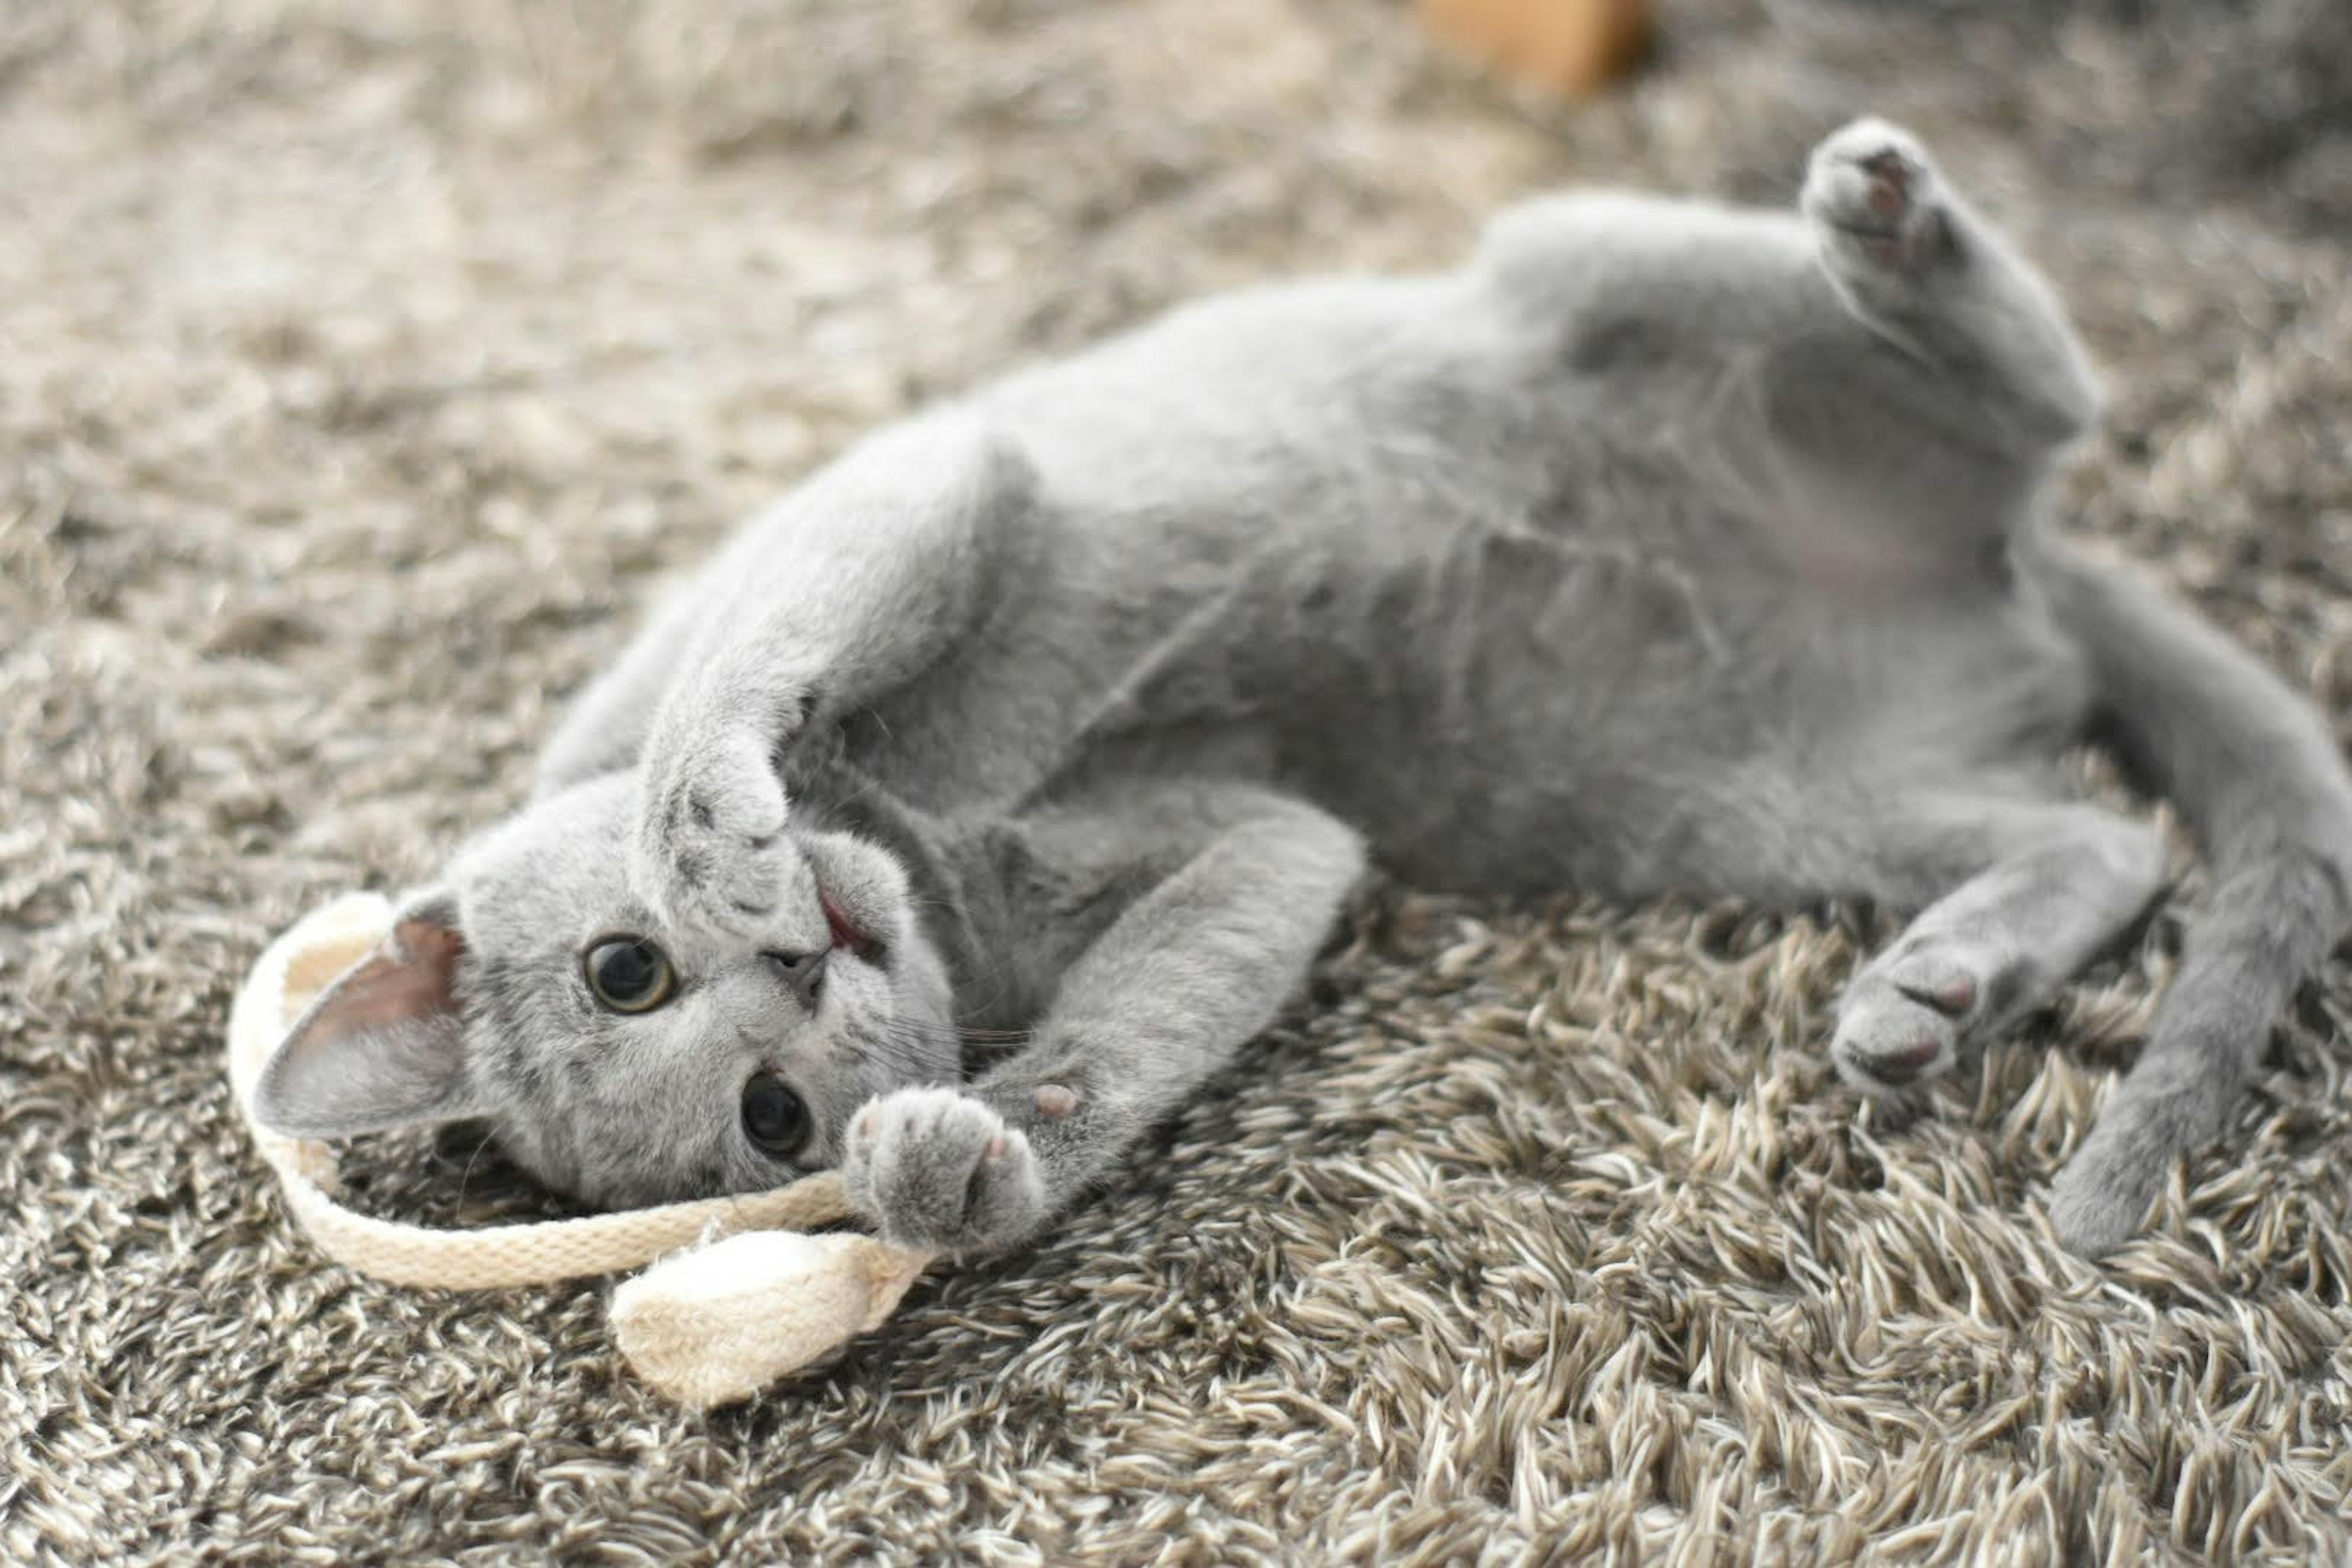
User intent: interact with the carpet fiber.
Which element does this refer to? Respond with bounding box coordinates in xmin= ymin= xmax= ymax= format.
xmin=6 ymin=1 xmax=2352 ymax=1561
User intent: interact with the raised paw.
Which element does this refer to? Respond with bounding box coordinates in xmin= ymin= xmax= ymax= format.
xmin=1831 ymin=938 xmax=2001 ymax=1092
xmin=631 ymin=726 xmax=796 ymax=939
xmin=841 ymin=1087 xmax=1047 ymax=1256
xmin=1801 ymin=118 xmax=1956 ymax=281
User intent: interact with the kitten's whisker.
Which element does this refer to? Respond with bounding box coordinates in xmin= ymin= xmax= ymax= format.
xmin=888 ymin=1017 xmax=1034 ymax=1046
xmin=452 ymin=1126 xmax=499 ymax=1215
xmin=866 ymin=1022 xmax=944 ymax=1078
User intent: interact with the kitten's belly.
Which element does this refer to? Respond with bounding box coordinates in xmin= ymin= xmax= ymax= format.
xmin=1241 ymin=535 xmax=2095 ymax=899
xmin=851 ymin=473 xmax=2091 ymax=904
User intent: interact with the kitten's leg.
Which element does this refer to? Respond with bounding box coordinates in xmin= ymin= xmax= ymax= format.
xmin=2030 ymin=539 xmax=2352 ymax=1255
xmin=1800 ymin=118 xmax=2101 ymax=450
xmin=1834 ymin=802 xmax=2166 ymax=1090
xmin=842 ymin=785 xmax=1366 ymax=1256
xmin=533 ymin=587 xmax=706 ymax=797
xmin=628 ymin=417 xmax=1033 ymax=936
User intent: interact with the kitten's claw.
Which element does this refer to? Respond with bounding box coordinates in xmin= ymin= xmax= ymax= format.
xmin=1802 ymin=118 xmax=1956 ymax=281
xmin=632 ymin=725 xmax=796 ymax=938
xmin=1831 ymin=938 xmax=1996 ymax=1091
xmin=842 ymin=1087 xmax=1046 ymax=1256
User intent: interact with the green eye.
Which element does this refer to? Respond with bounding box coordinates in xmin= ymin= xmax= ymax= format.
xmin=582 ymin=937 xmax=676 ymax=1014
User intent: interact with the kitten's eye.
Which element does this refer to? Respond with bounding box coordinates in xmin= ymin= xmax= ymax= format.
xmin=582 ymin=937 xmax=676 ymax=1013
xmin=741 ymin=1072 xmax=811 ymax=1159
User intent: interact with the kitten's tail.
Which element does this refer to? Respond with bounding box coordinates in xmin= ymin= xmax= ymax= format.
xmin=2034 ymin=534 xmax=2352 ymax=1253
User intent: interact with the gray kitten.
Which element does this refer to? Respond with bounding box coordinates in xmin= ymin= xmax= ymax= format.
xmin=257 ymin=121 xmax=2352 ymax=1261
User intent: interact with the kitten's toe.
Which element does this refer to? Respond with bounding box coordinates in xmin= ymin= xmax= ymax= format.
xmin=1831 ymin=941 xmax=1986 ymax=1091
xmin=1802 ymin=118 xmax=1954 ymax=280
xmin=842 ymin=1087 xmax=1046 ymax=1257
xmin=1831 ymin=989 xmax=1956 ymax=1091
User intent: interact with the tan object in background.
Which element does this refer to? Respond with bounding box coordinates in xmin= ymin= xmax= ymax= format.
xmin=1418 ymin=0 xmax=1654 ymax=96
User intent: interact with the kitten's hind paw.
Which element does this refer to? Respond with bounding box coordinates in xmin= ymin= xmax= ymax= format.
xmin=2047 ymin=1137 xmax=2164 ymax=1259
xmin=1802 ymin=118 xmax=1956 ymax=282
xmin=2045 ymin=1079 xmax=2195 ymax=1257
xmin=1830 ymin=940 xmax=1987 ymax=1091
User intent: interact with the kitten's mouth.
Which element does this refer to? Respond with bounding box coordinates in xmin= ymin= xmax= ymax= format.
xmin=820 ymin=889 xmax=883 ymax=962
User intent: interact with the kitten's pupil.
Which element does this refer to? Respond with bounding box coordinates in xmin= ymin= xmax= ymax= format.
xmin=741 ymin=1072 xmax=811 ymax=1158
xmin=583 ymin=937 xmax=675 ymax=1012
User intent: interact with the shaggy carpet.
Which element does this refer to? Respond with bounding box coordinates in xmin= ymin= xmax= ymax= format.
xmin=6 ymin=0 xmax=2351 ymax=1561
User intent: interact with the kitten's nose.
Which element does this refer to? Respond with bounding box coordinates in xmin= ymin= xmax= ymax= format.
xmin=765 ymin=948 xmax=828 ymax=1010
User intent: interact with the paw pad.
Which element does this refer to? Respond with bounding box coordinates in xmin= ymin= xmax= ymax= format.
xmin=1894 ymin=973 xmax=1976 ymax=1019
xmin=842 ymin=1088 xmax=1047 ymax=1255
xmin=1803 ymin=119 xmax=1953 ymax=281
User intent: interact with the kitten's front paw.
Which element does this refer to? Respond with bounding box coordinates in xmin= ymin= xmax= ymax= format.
xmin=842 ymin=1087 xmax=1047 ymax=1257
xmin=1802 ymin=118 xmax=1955 ymax=281
xmin=633 ymin=725 xmax=796 ymax=938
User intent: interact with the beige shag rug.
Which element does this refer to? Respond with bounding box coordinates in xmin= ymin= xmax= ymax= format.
xmin=6 ymin=1 xmax=2351 ymax=1561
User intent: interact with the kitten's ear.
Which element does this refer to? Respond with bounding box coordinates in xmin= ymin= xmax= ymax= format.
xmin=254 ymin=889 xmax=485 ymax=1139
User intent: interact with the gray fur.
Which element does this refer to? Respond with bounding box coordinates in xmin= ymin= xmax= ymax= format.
xmin=256 ymin=119 xmax=2352 ymax=1259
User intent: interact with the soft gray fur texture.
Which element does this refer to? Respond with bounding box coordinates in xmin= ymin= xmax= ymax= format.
xmin=257 ymin=119 xmax=2352 ymax=1261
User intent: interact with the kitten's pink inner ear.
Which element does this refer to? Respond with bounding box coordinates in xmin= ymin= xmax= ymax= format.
xmin=335 ymin=918 xmax=466 ymax=1029
xmin=255 ymin=910 xmax=475 ymax=1137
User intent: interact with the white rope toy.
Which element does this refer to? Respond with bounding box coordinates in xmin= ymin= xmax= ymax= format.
xmin=225 ymin=893 xmax=936 ymax=1408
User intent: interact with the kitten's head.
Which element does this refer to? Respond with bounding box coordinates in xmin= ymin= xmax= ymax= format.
xmin=252 ymin=772 xmax=959 ymax=1207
